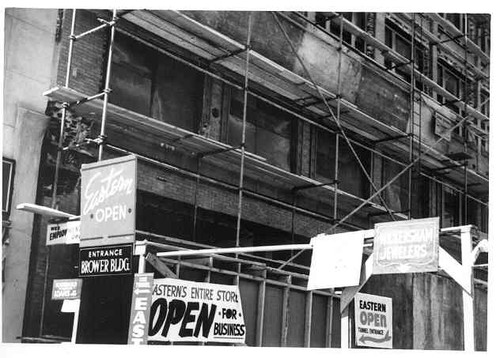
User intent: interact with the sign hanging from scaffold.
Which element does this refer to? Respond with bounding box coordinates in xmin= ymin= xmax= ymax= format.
xmin=80 ymin=155 xmax=137 ymax=247
xmin=354 ymin=293 xmax=393 ymax=349
xmin=148 ymin=278 xmax=246 ymax=344
xmin=373 ymin=217 xmax=440 ymax=274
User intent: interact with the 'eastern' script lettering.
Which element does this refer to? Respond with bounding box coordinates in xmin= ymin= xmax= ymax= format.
xmin=83 ymin=168 xmax=134 ymax=215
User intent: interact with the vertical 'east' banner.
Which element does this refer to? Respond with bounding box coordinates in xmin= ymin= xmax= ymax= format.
xmin=148 ymin=278 xmax=246 ymax=344
xmin=128 ymin=273 xmax=154 ymax=345
xmin=80 ymin=155 xmax=137 ymax=247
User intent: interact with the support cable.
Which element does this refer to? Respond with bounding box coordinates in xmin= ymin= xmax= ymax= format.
xmin=235 ymin=12 xmax=253 ymax=282
xmin=272 ymin=11 xmax=397 ymax=221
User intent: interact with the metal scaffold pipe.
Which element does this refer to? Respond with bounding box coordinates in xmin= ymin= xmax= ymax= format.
xmin=235 ymin=12 xmax=253 ymax=249
xmin=65 ymin=9 xmax=77 ymax=87
xmin=98 ymin=9 xmax=117 ymax=161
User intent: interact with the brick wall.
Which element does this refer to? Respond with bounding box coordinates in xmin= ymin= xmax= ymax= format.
xmin=56 ymin=9 xmax=107 ymax=94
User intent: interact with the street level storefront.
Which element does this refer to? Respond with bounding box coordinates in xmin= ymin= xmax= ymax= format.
xmin=17 ymin=155 xmax=488 ymax=349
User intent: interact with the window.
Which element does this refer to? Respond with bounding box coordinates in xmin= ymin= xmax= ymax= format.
xmin=479 ymin=90 xmax=489 ymax=117
xmin=437 ymin=59 xmax=466 ymax=115
xmin=329 ymin=13 xmax=370 ymax=54
xmin=442 ymin=186 xmax=460 ymax=228
xmin=382 ymin=158 xmax=409 ymax=213
xmin=110 ymin=32 xmax=204 ymax=132
xmin=2 ymin=158 xmax=15 ymax=217
xmin=443 ymin=13 xmax=465 ymax=31
xmin=314 ymin=130 xmax=371 ymax=199
xmin=226 ymin=89 xmax=294 ymax=171
xmin=385 ymin=19 xmax=427 ymax=88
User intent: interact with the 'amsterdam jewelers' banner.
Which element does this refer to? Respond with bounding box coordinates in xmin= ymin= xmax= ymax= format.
xmin=373 ymin=217 xmax=440 ymax=274
xmin=148 ymin=278 xmax=246 ymax=344
xmin=80 ymin=155 xmax=137 ymax=247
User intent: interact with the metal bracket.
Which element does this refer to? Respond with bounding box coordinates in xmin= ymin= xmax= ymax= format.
xmin=210 ymin=47 xmax=248 ymax=63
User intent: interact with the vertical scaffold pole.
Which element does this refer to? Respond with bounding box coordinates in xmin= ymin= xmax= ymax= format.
xmin=334 ymin=14 xmax=343 ymax=232
xmin=65 ymin=9 xmax=77 ymax=88
xmin=235 ymin=12 xmax=253 ymax=267
xmin=98 ymin=9 xmax=117 ymax=161
xmin=408 ymin=13 xmax=416 ymax=219
xmin=462 ymin=14 xmax=470 ymax=225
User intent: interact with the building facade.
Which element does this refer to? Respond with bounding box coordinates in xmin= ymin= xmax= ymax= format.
xmin=2 ymin=9 xmax=489 ymax=349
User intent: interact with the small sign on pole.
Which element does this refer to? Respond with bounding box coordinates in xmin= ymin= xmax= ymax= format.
xmin=47 ymin=221 xmax=80 ymax=246
xmin=354 ymin=293 xmax=393 ymax=349
xmin=78 ymin=244 xmax=133 ymax=277
xmin=148 ymin=278 xmax=246 ymax=344
xmin=52 ymin=279 xmax=83 ymax=300
xmin=373 ymin=217 xmax=440 ymax=274
xmin=80 ymin=155 xmax=137 ymax=248
xmin=128 ymin=273 xmax=154 ymax=345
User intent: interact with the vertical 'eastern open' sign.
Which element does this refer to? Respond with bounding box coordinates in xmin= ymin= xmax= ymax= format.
xmin=80 ymin=155 xmax=137 ymax=247
xmin=373 ymin=217 xmax=440 ymax=274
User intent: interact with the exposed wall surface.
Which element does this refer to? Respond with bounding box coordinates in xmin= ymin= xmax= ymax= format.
xmin=3 ymin=9 xmax=58 ymax=342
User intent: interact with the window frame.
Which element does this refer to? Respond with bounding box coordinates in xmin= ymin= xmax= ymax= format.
xmin=2 ymin=158 xmax=15 ymax=216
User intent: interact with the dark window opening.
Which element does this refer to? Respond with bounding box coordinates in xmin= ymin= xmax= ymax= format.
xmin=442 ymin=186 xmax=460 ymax=228
xmin=109 ymin=32 xmax=204 ymax=132
xmin=382 ymin=159 xmax=409 ymax=213
xmin=314 ymin=131 xmax=370 ymax=199
xmin=227 ymin=89 xmax=293 ymax=171
xmin=137 ymin=191 xmax=309 ymax=266
xmin=385 ymin=19 xmax=426 ymax=89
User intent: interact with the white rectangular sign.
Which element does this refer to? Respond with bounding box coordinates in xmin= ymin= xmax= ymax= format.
xmin=307 ymin=231 xmax=365 ymax=290
xmin=148 ymin=278 xmax=246 ymax=344
xmin=354 ymin=293 xmax=393 ymax=349
xmin=46 ymin=220 xmax=80 ymax=246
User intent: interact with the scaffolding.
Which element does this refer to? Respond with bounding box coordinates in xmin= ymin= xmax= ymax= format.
xmin=42 ymin=9 xmax=489 ymax=347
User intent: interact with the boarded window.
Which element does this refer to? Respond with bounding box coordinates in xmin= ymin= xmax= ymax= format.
xmin=227 ymin=90 xmax=292 ymax=170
